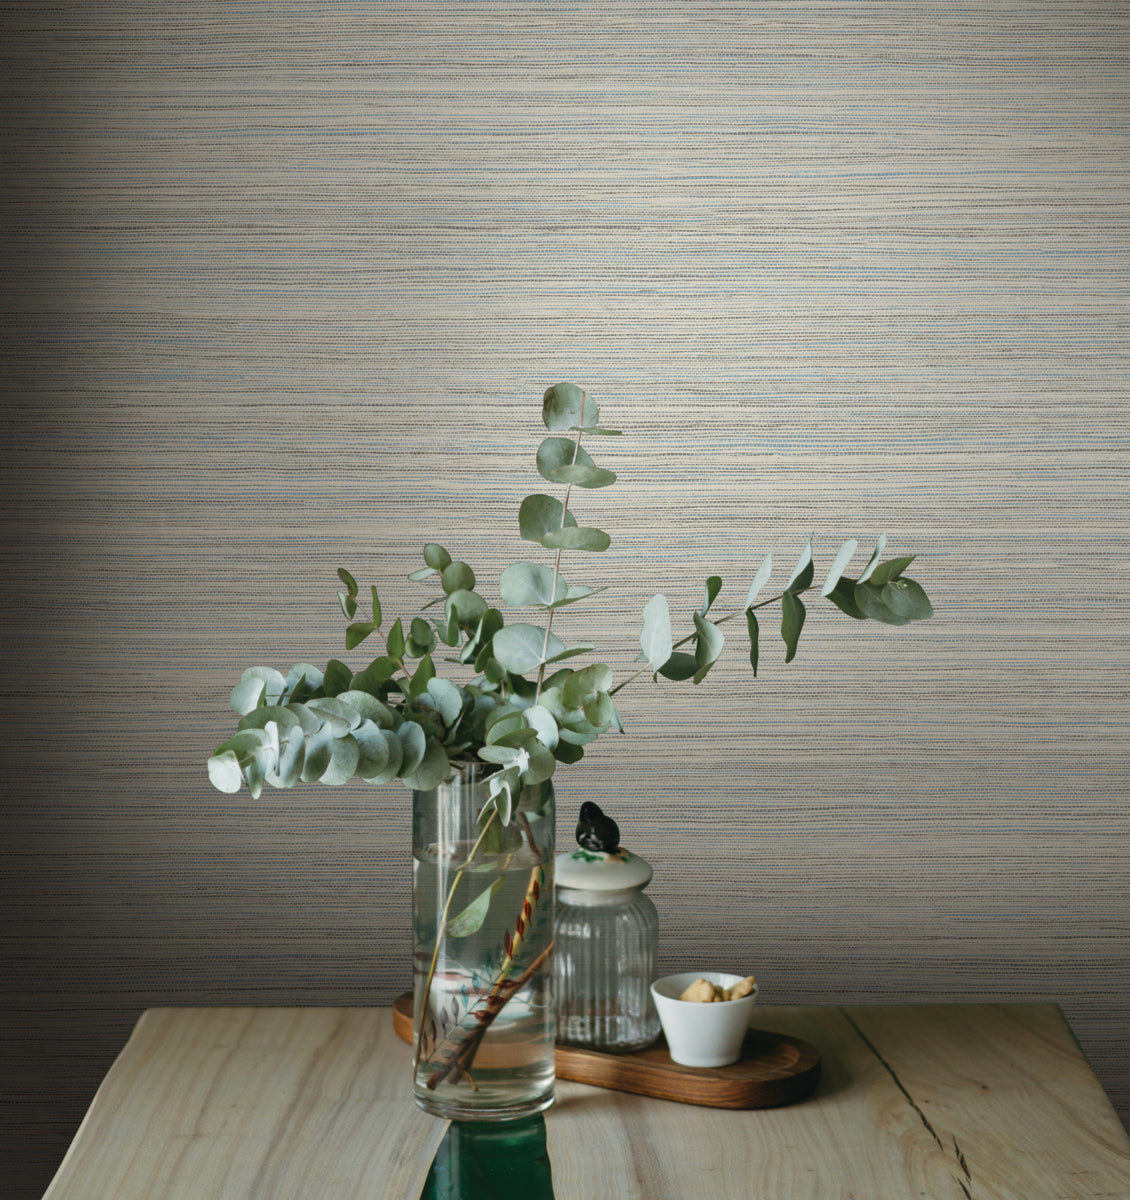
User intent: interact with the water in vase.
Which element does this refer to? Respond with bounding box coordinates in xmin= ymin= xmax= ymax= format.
xmin=412 ymin=836 xmax=556 ymax=1119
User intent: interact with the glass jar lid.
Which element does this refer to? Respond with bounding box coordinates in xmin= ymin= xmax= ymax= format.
xmin=555 ymin=801 xmax=653 ymax=891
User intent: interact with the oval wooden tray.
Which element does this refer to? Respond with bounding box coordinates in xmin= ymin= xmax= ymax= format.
xmin=393 ymin=993 xmax=820 ymax=1109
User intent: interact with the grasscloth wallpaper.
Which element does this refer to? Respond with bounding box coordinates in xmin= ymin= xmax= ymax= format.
xmin=3 ymin=2 xmax=1128 ymax=1193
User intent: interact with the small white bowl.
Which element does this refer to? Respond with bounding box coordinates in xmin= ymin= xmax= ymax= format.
xmin=650 ymin=971 xmax=760 ymax=1068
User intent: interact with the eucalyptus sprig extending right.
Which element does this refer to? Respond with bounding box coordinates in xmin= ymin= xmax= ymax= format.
xmin=208 ymin=383 xmax=934 ymax=825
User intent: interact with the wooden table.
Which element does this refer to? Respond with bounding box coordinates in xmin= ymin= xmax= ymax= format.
xmin=44 ymin=1003 xmax=1130 ymax=1199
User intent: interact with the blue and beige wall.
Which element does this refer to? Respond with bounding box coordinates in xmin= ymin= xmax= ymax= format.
xmin=2 ymin=3 xmax=1127 ymax=1193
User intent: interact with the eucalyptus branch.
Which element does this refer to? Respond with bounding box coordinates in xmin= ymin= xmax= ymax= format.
xmin=609 ymin=585 xmax=818 ymax=696
xmin=413 ymin=801 xmax=501 ymax=1068
xmin=534 ymin=393 xmax=587 ymax=704
xmin=208 ymin=383 xmax=933 ymax=811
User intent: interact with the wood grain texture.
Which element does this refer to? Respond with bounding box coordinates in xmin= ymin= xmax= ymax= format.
xmin=42 ymin=1004 xmax=1130 ymax=1200
xmin=2 ymin=3 xmax=1128 ymax=1194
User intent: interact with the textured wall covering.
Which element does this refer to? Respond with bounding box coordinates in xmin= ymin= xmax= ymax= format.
xmin=2 ymin=2 xmax=1128 ymax=1194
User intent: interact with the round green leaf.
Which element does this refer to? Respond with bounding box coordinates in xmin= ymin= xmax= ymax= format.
xmin=518 ymin=494 xmax=578 ymax=542
xmin=425 ymin=676 xmax=465 ymax=726
xmin=536 ymin=437 xmax=597 ymax=483
xmin=207 ymin=749 xmax=244 ymax=793
xmin=492 ymin=623 xmax=565 ymax=674
xmin=523 ymin=704 xmax=559 ymax=749
xmin=445 ymin=588 xmax=488 ymax=629
xmin=230 ymin=666 xmax=286 ymax=716
xmin=442 ymin=561 xmax=476 ymax=595
xmin=319 ymin=733 xmax=361 ymax=785
xmin=542 ymin=382 xmax=599 ymax=431
xmin=881 ymin=577 xmax=933 ymax=620
xmin=424 ymin=543 xmax=452 ymax=571
xmin=540 ymin=527 xmax=611 ymax=552
xmin=403 ymin=738 xmax=450 ymax=791
xmin=398 ymin=721 xmax=427 ymax=777
xmin=854 ymin=581 xmax=911 ymax=625
xmin=499 ymin=562 xmax=566 ymax=607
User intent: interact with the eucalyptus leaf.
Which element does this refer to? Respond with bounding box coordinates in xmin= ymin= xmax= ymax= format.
xmin=337 ymin=690 xmax=396 ymax=725
xmin=398 ymin=721 xmax=427 ymax=777
xmin=701 ymin=576 xmax=723 ymax=616
xmin=518 ymin=494 xmax=578 ymax=542
xmin=338 ymin=591 xmax=358 ymax=619
xmin=402 ymin=738 xmax=450 ymax=791
xmin=346 ymin=622 xmax=380 ymax=651
xmin=407 ymin=617 xmax=436 ymax=657
xmin=299 ymin=722 xmax=334 ymax=783
xmin=445 ymin=588 xmax=488 ymax=629
xmin=563 ymin=664 xmax=614 ymax=709
xmin=870 ymin=555 xmax=917 ymax=587
xmin=350 ymin=656 xmax=399 ymax=694
xmin=337 ymin=567 xmax=358 ymax=598
xmin=408 ymin=654 xmax=436 ymax=700
xmin=492 ymin=623 xmax=564 ymax=674
xmin=781 ymin=592 xmax=806 ymax=662
xmin=352 ymin=720 xmax=391 ymax=780
xmin=543 ymin=642 xmax=596 ymax=666
xmin=487 ymin=767 xmax=519 ymax=825
xmin=640 ymin=594 xmax=673 ymax=672
xmin=371 ymin=586 xmax=382 ymax=628
xmin=207 ymin=749 xmax=243 ymax=793
xmin=284 ymin=662 xmax=324 ymax=699
xmin=745 ymin=552 xmax=773 ymax=609
xmin=546 ymin=462 xmax=617 ymax=489
xmin=238 ymin=704 xmax=301 ymax=734
xmin=857 ymin=534 xmax=888 ymax=583
xmin=424 ymin=543 xmax=452 ymax=571
xmin=523 ymin=704 xmax=559 ymax=749
xmin=442 ymin=561 xmax=476 ymax=595
xmin=549 ymin=584 xmax=608 ymax=609
xmin=658 ymin=651 xmax=698 ymax=681
xmin=408 ymin=566 xmax=437 ymax=582
xmin=825 ymin=577 xmax=867 ymax=620
xmin=500 ymin=562 xmax=566 ymax=608
xmin=693 ymin=612 xmax=725 ymax=684
xmin=582 ymin=691 xmax=616 ymax=729
xmin=322 ymin=659 xmax=353 ymax=697
xmin=305 ymin=697 xmax=362 ymax=736
xmin=230 ymin=667 xmax=286 ymax=716
xmin=386 ymin=618 xmax=406 ymax=660
xmin=536 ymin=437 xmax=596 ymax=484
xmin=540 ymin=527 xmax=611 ymax=552
xmin=447 ymin=877 xmax=505 ymax=938
xmin=425 ymin=676 xmax=465 ymax=726
xmin=881 ymin=577 xmax=934 ymax=620
xmin=786 ymin=537 xmax=814 ymax=592
xmin=319 ymin=734 xmax=360 ymax=786
xmin=747 ymin=609 xmax=759 ymax=676
xmin=542 ymin=381 xmax=599 ymax=431
xmin=854 ymin=581 xmax=912 ymax=625
xmin=821 ymin=539 xmax=859 ymax=597
xmin=267 ymin=725 xmax=305 ymax=788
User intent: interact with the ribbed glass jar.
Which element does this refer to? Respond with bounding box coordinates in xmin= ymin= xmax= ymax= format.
xmin=554 ymin=884 xmax=660 ymax=1053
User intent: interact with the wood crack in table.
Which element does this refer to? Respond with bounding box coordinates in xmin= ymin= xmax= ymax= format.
xmin=43 ymin=1003 xmax=1130 ymax=1199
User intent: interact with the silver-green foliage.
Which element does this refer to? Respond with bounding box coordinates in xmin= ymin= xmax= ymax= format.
xmin=208 ymin=383 xmax=933 ymax=817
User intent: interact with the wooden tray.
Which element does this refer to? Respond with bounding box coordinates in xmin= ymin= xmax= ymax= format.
xmin=392 ymin=993 xmax=820 ymax=1109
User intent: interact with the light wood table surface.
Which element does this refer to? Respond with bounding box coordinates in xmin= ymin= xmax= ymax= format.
xmin=44 ymin=1003 xmax=1130 ymax=1199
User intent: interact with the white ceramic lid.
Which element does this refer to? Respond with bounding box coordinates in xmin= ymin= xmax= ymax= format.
xmin=555 ymin=846 xmax=653 ymax=891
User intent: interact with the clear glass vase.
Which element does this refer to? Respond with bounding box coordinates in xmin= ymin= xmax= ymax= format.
xmin=412 ymin=767 xmax=556 ymax=1120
